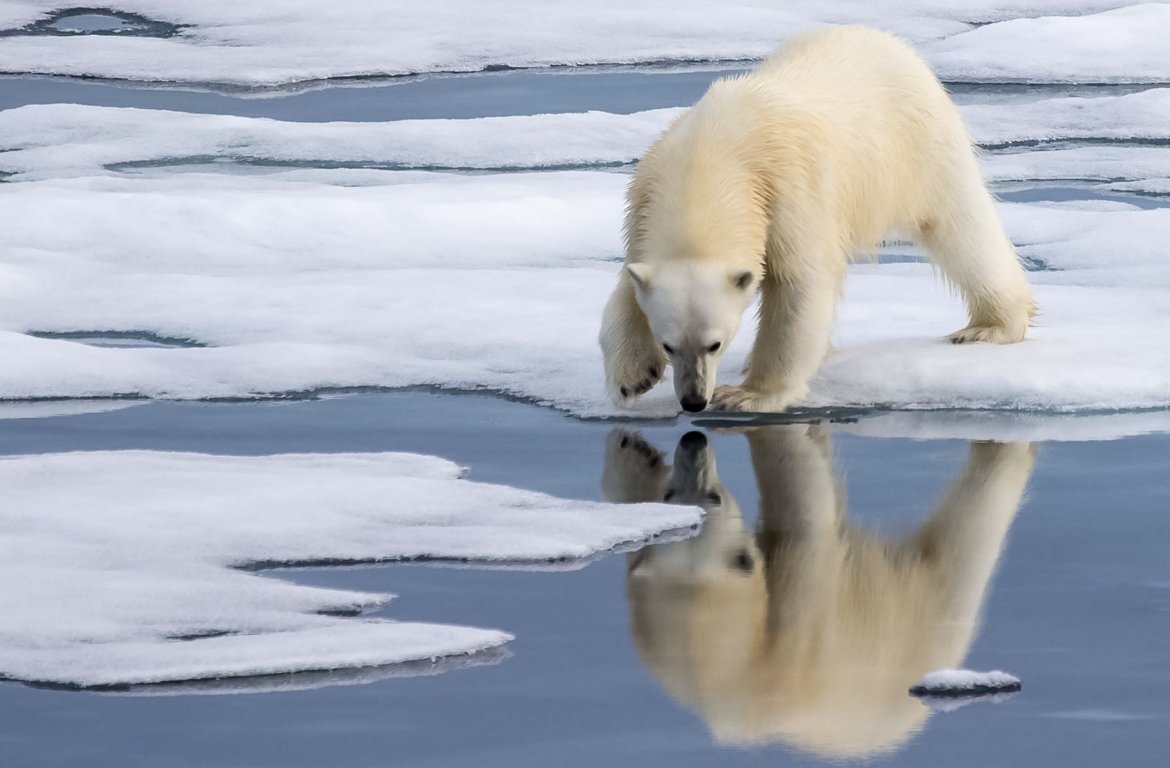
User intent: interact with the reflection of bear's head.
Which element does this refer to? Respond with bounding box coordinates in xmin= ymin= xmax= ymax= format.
xmin=603 ymin=426 xmax=1035 ymax=757
xmin=618 ymin=431 xmax=767 ymax=669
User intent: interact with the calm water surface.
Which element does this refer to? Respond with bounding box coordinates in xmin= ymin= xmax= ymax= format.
xmin=1 ymin=393 xmax=1169 ymax=767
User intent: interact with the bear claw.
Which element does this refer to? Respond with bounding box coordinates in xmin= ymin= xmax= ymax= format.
xmin=947 ymin=324 xmax=1024 ymax=345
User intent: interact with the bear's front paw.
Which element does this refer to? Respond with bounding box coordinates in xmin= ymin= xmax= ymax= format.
xmin=709 ymin=385 xmax=767 ymax=413
xmin=947 ymin=324 xmax=1024 ymax=345
xmin=709 ymin=385 xmax=798 ymax=413
xmin=607 ymin=351 xmax=667 ymax=406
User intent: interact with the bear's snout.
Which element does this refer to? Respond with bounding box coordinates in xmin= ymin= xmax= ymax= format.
xmin=680 ymin=394 xmax=708 ymax=413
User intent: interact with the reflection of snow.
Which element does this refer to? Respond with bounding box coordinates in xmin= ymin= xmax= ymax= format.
xmin=1042 ymin=708 xmax=1157 ymax=721
xmin=0 ymin=2 xmax=1159 ymax=86
xmin=0 ymin=451 xmax=697 ymax=690
xmin=835 ymin=410 xmax=1170 ymax=443
xmin=921 ymin=691 xmax=1019 ymax=713
xmin=0 ymin=400 xmax=144 ymax=420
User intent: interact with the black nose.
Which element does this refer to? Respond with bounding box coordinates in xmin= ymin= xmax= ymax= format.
xmin=680 ymin=431 xmax=708 ymax=451
xmin=680 ymin=395 xmax=708 ymax=413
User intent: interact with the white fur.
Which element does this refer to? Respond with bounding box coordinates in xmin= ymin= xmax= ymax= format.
xmin=603 ymin=427 xmax=1035 ymax=754
xmin=600 ymin=26 xmax=1036 ymax=412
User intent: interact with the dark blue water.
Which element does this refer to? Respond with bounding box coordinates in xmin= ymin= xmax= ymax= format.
xmin=2 ymin=393 xmax=1169 ymax=767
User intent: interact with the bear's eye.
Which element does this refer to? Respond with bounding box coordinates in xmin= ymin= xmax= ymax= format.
xmin=707 ymin=341 xmax=721 ymax=353
xmin=662 ymin=343 xmax=675 ymax=355
xmin=731 ymin=550 xmax=754 ymax=574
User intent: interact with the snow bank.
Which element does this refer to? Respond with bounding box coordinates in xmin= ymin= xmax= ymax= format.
xmin=0 ymin=1 xmax=1150 ymax=87
xmin=0 ymin=450 xmax=698 ymax=689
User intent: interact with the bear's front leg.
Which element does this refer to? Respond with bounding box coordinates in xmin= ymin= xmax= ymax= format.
xmin=710 ymin=271 xmax=838 ymax=413
xmin=600 ymin=276 xmax=667 ymax=406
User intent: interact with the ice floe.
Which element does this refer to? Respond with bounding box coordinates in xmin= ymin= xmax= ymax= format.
xmin=0 ymin=1 xmax=1153 ymax=87
xmin=6 ymin=93 xmax=1170 ymax=180
xmin=0 ymin=450 xmax=698 ymax=689
xmin=983 ymin=146 xmax=1170 ymax=186
xmin=0 ymin=104 xmax=674 ymax=180
xmin=910 ymin=669 xmax=1021 ymax=695
xmin=0 ymin=162 xmax=1168 ymax=416
xmin=965 ymin=88 xmax=1170 ymax=146
xmin=928 ymin=4 xmax=1170 ymax=84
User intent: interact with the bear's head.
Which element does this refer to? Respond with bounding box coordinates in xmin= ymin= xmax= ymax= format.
xmin=627 ymin=261 xmax=757 ymax=412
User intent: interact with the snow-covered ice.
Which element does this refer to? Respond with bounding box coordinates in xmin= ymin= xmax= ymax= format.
xmin=0 ymin=104 xmax=675 ymax=180
xmin=0 ymin=2 xmax=1160 ymax=86
xmin=910 ymin=669 xmax=1022 ymax=695
xmin=0 ymin=450 xmax=699 ymax=689
xmin=964 ymin=88 xmax=1170 ymax=146
xmin=0 ymin=158 xmax=1168 ymax=415
xmin=0 ymin=9 xmax=1168 ymax=424
xmin=983 ymin=146 xmax=1170 ymax=186
xmin=928 ymin=4 xmax=1170 ymax=84
xmin=6 ymin=91 xmax=1170 ymax=179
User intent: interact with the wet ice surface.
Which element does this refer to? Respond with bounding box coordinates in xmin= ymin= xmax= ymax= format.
xmin=2 ymin=393 xmax=1170 ymax=766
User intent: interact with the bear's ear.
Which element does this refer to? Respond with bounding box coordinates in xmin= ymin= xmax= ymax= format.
xmin=730 ymin=270 xmax=754 ymax=291
xmin=626 ymin=263 xmax=655 ymax=291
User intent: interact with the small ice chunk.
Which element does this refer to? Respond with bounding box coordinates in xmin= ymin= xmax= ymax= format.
xmin=910 ymin=669 xmax=1021 ymax=696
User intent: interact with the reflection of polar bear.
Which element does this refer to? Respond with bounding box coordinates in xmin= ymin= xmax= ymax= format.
xmin=602 ymin=427 xmax=1034 ymax=756
xmin=600 ymin=26 xmax=1035 ymax=414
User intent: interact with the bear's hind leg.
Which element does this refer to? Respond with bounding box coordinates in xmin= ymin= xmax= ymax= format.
xmin=919 ymin=168 xmax=1035 ymax=344
xmin=600 ymin=277 xmax=667 ymax=406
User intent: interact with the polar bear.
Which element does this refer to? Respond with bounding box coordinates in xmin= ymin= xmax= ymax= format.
xmin=600 ymin=27 xmax=1035 ymax=413
xmin=602 ymin=427 xmax=1034 ymax=755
